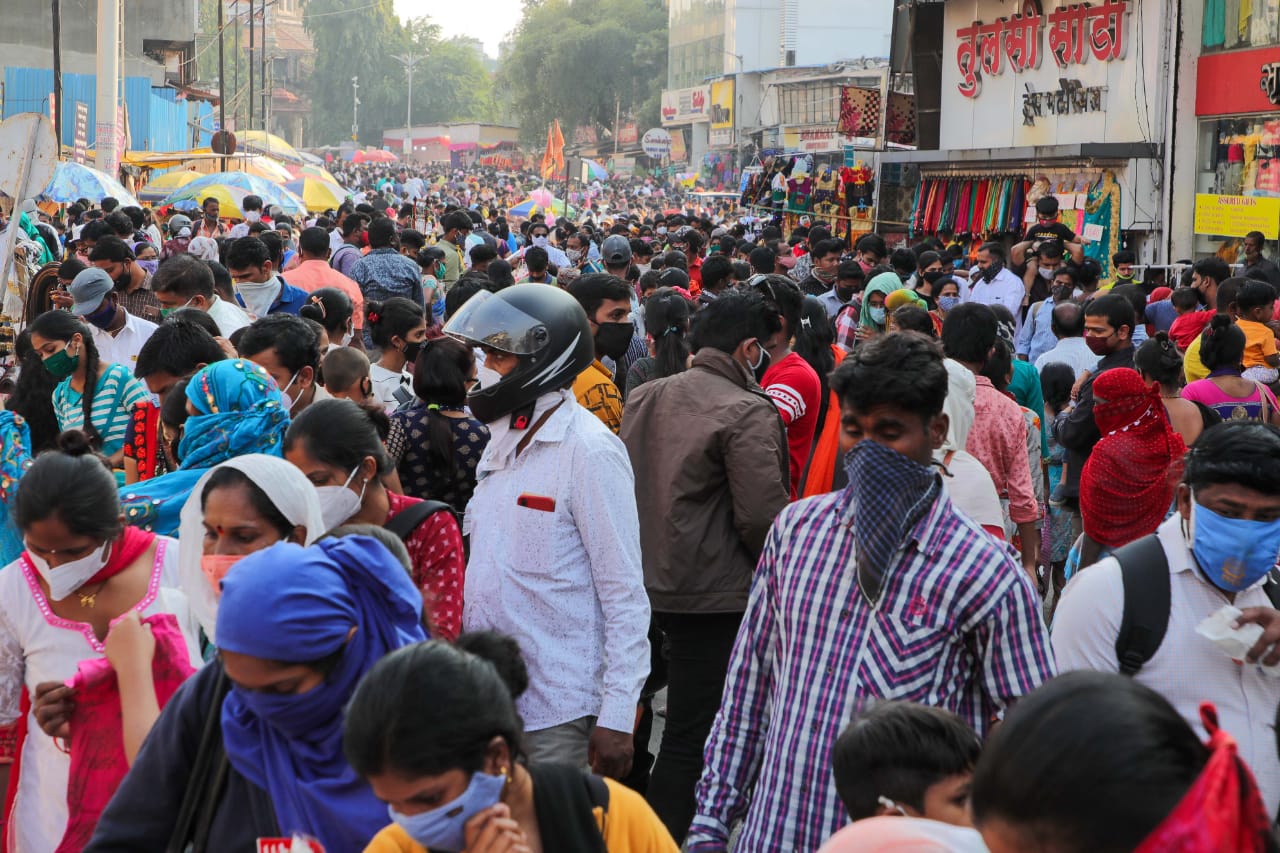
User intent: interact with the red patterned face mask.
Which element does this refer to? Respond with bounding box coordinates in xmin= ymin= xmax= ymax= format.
xmin=1134 ymin=703 xmax=1272 ymax=853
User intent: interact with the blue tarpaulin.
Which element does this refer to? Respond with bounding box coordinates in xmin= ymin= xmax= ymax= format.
xmin=2 ymin=66 xmax=192 ymax=151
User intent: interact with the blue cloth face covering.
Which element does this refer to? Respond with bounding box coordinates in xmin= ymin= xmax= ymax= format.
xmin=1190 ymin=496 xmax=1280 ymax=592
xmin=389 ymin=770 xmax=506 ymax=852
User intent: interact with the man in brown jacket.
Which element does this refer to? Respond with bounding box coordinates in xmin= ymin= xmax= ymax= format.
xmin=620 ymin=289 xmax=791 ymax=842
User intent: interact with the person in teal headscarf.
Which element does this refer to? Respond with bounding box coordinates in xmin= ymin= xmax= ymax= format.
xmin=17 ymin=212 xmax=54 ymax=266
xmin=120 ymin=359 xmax=290 ymax=535
xmin=858 ymin=271 xmax=906 ymax=337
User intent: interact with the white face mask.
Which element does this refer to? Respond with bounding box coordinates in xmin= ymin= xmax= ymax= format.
xmin=279 ymin=371 xmax=301 ymax=413
xmin=315 ymin=465 xmax=367 ymax=530
xmin=234 ymin=278 xmax=281 ymax=319
xmin=340 ymin=327 xmax=354 ymax=348
xmin=531 ymin=235 xmax=548 ymax=248
xmin=26 ymin=540 xmax=112 ymax=601
xmin=245 ymin=211 xmax=262 ymax=224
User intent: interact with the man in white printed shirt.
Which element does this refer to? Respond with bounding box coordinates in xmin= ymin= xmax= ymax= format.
xmin=445 ymin=283 xmax=650 ymax=779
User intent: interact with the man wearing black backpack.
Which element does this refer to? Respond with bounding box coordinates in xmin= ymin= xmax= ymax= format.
xmin=1053 ymin=421 xmax=1280 ymax=817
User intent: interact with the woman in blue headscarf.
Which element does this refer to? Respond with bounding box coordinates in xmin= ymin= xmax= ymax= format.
xmin=119 ymin=358 xmax=289 ymax=535
xmin=84 ymin=535 xmax=427 ymax=851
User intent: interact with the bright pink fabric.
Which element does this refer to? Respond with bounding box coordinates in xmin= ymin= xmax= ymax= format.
xmin=966 ymin=375 xmax=1038 ymax=524
xmin=54 ymin=613 xmax=195 ymax=853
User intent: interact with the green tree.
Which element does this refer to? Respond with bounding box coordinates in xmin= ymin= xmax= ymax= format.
xmin=303 ymin=0 xmax=405 ymax=146
xmin=497 ymin=0 xmax=667 ymax=144
xmin=304 ymin=4 xmax=498 ymax=146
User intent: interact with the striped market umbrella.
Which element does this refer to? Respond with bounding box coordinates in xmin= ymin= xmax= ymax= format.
xmin=166 ymin=171 xmax=307 ymax=216
xmin=284 ymin=178 xmax=349 ymax=212
xmin=138 ymin=169 xmax=203 ymax=202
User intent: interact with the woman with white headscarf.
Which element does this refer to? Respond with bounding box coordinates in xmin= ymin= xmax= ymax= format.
xmin=176 ymin=453 xmax=325 ymax=643
xmin=937 ymin=357 xmax=1005 ymax=539
xmin=187 ymin=236 xmax=220 ymax=262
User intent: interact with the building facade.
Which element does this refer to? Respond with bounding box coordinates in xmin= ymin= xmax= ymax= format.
xmin=881 ymin=0 xmax=1171 ymax=276
xmin=0 ymin=0 xmax=198 ymax=151
xmin=662 ymin=0 xmax=892 ymax=180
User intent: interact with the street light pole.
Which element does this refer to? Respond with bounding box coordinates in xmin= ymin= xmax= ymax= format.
xmin=351 ymin=75 xmax=359 ymax=142
xmin=391 ymin=52 xmax=422 ymax=129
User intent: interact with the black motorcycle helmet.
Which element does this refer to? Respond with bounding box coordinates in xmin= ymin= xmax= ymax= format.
xmin=443 ymin=283 xmax=594 ymax=426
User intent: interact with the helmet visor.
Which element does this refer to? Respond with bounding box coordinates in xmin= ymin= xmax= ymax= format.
xmin=442 ymin=289 xmax=551 ymax=356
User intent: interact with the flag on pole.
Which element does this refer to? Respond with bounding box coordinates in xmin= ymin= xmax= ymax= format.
xmin=540 ymin=121 xmax=564 ymax=180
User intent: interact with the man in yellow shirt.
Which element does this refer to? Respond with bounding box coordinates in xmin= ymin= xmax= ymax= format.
xmin=569 ymin=274 xmax=636 ymax=433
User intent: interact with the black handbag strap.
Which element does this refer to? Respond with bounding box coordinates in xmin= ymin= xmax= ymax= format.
xmin=383 ymin=499 xmax=454 ymax=541
xmin=167 ymin=666 xmax=231 ymax=853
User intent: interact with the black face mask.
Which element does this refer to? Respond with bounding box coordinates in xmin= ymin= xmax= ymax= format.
xmin=979 ymin=259 xmax=1004 ymax=283
xmin=401 ymin=339 xmax=425 ymax=363
xmin=595 ymin=322 xmax=634 ymax=361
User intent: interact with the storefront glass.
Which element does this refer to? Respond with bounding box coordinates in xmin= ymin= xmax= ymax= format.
xmin=1198 ymin=116 xmax=1280 ymax=196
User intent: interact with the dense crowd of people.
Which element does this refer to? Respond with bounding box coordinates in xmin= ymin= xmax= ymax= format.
xmin=0 ymin=163 xmax=1278 ymax=851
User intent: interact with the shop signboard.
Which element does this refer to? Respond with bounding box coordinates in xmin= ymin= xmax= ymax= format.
xmin=617 ymin=122 xmax=638 ymax=145
xmin=783 ymin=126 xmax=846 ymax=153
xmin=73 ymin=102 xmax=88 ymax=164
xmin=641 ymin=128 xmax=673 ymax=158
xmin=1196 ymin=45 xmax=1280 ymax=116
xmin=940 ymin=0 xmax=1161 ymax=149
xmin=661 ymin=86 xmax=710 ymax=125
xmin=709 ymin=79 xmax=734 ymax=147
xmin=1194 ymin=193 xmax=1280 ymax=239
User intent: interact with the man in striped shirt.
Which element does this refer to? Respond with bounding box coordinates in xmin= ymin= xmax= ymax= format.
xmin=687 ymin=332 xmax=1055 ymax=852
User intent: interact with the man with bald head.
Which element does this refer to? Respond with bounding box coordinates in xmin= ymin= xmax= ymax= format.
xmin=1034 ymin=300 xmax=1099 ymax=378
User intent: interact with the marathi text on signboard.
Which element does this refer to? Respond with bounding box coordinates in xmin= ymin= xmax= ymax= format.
xmin=1022 ymin=79 xmax=1107 ymax=125
xmin=1193 ymin=193 xmax=1280 ymax=239
xmin=956 ymin=0 xmax=1129 ymax=98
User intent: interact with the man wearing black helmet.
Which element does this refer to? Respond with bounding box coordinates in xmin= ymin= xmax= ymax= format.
xmin=443 ymin=283 xmax=651 ymax=782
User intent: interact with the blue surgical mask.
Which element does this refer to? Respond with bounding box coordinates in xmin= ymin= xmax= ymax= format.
xmin=389 ymin=770 xmax=506 ymax=852
xmin=937 ymin=295 xmax=961 ymax=313
xmin=868 ymin=306 xmax=886 ymax=325
xmin=1190 ymin=497 xmax=1280 ymax=592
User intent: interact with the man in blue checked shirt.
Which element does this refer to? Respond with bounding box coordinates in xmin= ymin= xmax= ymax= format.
xmin=687 ymin=332 xmax=1056 ymax=852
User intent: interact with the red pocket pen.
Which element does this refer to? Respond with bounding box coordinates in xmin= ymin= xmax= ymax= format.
xmin=517 ymin=493 xmax=556 ymax=512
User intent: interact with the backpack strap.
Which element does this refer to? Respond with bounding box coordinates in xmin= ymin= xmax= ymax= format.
xmin=383 ymin=500 xmax=454 ymax=542
xmin=583 ymin=770 xmax=610 ymax=811
xmin=1114 ymin=534 xmax=1171 ymax=676
xmin=1265 ymin=572 xmax=1280 ymax=610
xmin=525 ymin=763 xmax=608 ymax=852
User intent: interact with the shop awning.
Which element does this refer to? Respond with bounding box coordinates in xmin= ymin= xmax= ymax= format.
xmin=880 ymin=141 xmax=1162 ymax=165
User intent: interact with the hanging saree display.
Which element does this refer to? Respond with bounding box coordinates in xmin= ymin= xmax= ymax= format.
xmin=911 ymin=177 xmax=1030 ymax=236
xmin=1084 ymin=170 xmax=1122 ymax=280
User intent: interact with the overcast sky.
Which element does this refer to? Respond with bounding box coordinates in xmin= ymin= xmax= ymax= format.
xmin=392 ymin=0 xmax=522 ymax=56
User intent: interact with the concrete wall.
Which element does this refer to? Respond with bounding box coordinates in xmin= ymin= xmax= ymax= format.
xmin=794 ymin=0 xmax=892 ymax=63
xmin=1167 ymin=0 xmax=1200 ymax=262
xmin=726 ymin=0 xmax=890 ymax=74
xmin=0 ymin=0 xmax=197 ymax=86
